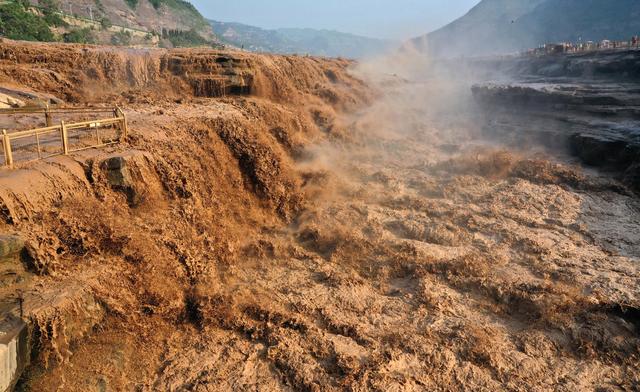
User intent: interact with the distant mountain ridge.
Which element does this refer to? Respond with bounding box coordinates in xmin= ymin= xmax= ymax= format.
xmin=413 ymin=0 xmax=640 ymax=58
xmin=210 ymin=20 xmax=394 ymax=59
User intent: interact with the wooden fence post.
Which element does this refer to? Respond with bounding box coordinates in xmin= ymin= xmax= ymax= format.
xmin=2 ymin=129 xmax=13 ymax=168
xmin=121 ymin=112 xmax=128 ymax=140
xmin=60 ymin=121 xmax=69 ymax=155
xmin=116 ymin=107 xmax=128 ymax=140
xmin=44 ymin=104 xmax=53 ymax=127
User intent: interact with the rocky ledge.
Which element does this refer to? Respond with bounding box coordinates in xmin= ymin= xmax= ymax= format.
xmin=472 ymin=50 xmax=640 ymax=191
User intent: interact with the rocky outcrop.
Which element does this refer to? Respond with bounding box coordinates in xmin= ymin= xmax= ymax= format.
xmin=569 ymin=133 xmax=640 ymax=169
xmin=480 ymin=49 xmax=640 ymax=81
xmin=98 ymin=151 xmax=158 ymax=206
xmin=162 ymin=53 xmax=254 ymax=97
xmin=0 ymin=315 xmax=27 ymax=392
xmin=471 ymin=50 xmax=640 ymax=191
xmin=624 ymin=163 xmax=640 ymax=191
xmin=0 ymin=41 xmax=368 ymax=107
xmin=472 ymin=82 xmax=640 ymax=109
xmin=0 ymin=234 xmax=25 ymax=260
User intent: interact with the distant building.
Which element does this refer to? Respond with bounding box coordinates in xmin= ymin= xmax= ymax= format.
xmin=544 ymin=43 xmax=568 ymax=55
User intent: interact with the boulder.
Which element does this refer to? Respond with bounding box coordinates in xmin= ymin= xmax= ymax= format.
xmin=569 ymin=133 xmax=637 ymax=168
xmin=0 ymin=234 xmax=25 ymax=261
xmin=624 ymin=162 xmax=640 ymax=192
xmin=102 ymin=156 xmax=134 ymax=188
xmin=101 ymin=155 xmax=139 ymax=206
xmin=0 ymin=315 xmax=28 ymax=392
xmin=0 ymin=93 xmax=24 ymax=109
xmin=99 ymin=151 xmax=157 ymax=207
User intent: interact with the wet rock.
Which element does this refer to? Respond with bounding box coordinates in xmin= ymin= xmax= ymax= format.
xmin=0 ymin=233 xmax=29 ymax=291
xmin=476 ymin=48 xmax=640 ymax=81
xmin=100 ymin=154 xmax=143 ymax=206
xmin=624 ymin=163 xmax=640 ymax=192
xmin=472 ymin=50 xmax=640 ymax=179
xmin=472 ymin=82 xmax=635 ymax=109
xmin=0 ymin=86 xmax=62 ymax=106
xmin=0 ymin=315 xmax=28 ymax=392
xmin=165 ymin=53 xmax=255 ymax=97
xmin=103 ymin=156 xmax=134 ymax=188
xmin=569 ymin=133 xmax=638 ymax=168
xmin=97 ymin=151 xmax=162 ymax=207
xmin=0 ymin=234 xmax=25 ymax=260
xmin=536 ymin=63 xmax=566 ymax=77
xmin=96 ymin=377 xmax=108 ymax=392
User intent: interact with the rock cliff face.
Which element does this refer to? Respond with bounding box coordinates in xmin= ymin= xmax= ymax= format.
xmin=0 ymin=40 xmax=366 ymax=105
xmin=470 ymin=49 xmax=640 ymax=191
xmin=0 ymin=39 xmax=371 ymax=390
xmin=485 ymin=48 xmax=640 ymax=80
xmin=30 ymin=0 xmax=213 ymax=37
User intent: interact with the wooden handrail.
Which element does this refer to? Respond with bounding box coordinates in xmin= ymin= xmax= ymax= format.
xmin=5 ymin=117 xmax=124 ymax=139
xmin=0 ymin=107 xmax=118 ymax=115
xmin=0 ymin=110 xmax=128 ymax=168
xmin=8 ymin=129 xmax=60 ymax=141
xmin=65 ymin=117 xmax=124 ymax=130
xmin=7 ymin=125 xmax=61 ymax=139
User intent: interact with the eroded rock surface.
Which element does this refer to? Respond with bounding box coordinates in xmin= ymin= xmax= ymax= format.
xmin=471 ymin=50 xmax=640 ymax=191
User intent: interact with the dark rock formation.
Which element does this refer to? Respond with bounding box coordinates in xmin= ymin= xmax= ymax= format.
xmin=471 ymin=50 xmax=640 ymax=191
xmin=100 ymin=151 xmax=155 ymax=206
xmin=0 ymin=234 xmax=25 ymax=260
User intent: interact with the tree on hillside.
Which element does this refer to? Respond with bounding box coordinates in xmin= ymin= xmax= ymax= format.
xmin=111 ymin=29 xmax=132 ymax=46
xmin=38 ymin=0 xmax=66 ymax=27
xmin=124 ymin=0 xmax=138 ymax=9
xmin=63 ymin=27 xmax=96 ymax=44
xmin=100 ymin=16 xmax=112 ymax=30
xmin=161 ymin=27 xmax=210 ymax=47
xmin=0 ymin=1 xmax=55 ymax=42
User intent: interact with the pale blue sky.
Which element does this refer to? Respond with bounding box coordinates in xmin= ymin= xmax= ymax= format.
xmin=190 ymin=0 xmax=481 ymax=40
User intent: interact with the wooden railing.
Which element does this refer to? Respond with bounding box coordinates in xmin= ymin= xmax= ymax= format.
xmin=0 ymin=107 xmax=128 ymax=168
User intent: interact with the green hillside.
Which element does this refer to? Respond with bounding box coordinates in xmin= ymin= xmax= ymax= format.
xmin=0 ymin=0 xmax=217 ymax=47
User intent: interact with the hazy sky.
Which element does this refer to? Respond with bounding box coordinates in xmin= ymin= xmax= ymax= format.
xmin=190 ymin=0 xmax=481 ymax=40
